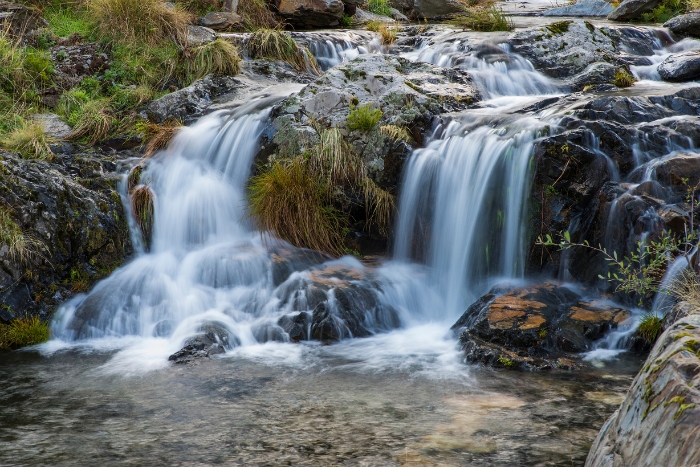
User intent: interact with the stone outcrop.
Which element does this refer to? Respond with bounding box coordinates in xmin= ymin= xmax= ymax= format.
xmin=0 ymin=1 xmax=47 ymax=37
xmin=390 ymin=0 xmax=465 ymax=19
xmin=0 ymin=151 xmax=132 ymax=320
xmin=664 ymin=11 xmax=700 ymax=38
xmin=586 ymin=303 xmax=700 ymax=467
xmin=199 ymin=11 xmax=244 ymax=31
xmin=607 ymin=0 xmax=661 ymax=20
xmin=453 ymin=282 xmax=631 ymax=370
xmin=658 ymin=51 xmax=700 ymax=82
xmin=273 ymin=0 xmax=345 ymax=28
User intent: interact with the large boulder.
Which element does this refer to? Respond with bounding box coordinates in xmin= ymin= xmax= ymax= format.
xmin=0 ymin=1 xmax=47 ymax=37
xmin=664 ymin=11 xmax=700 ymax=38
xmin=0 ymin=151 xmax=132 ymax=319
xmin=273 ymin=0 xmax=344 ymax=28
xmin=658 ymin=50 xmax=700 ymax=82
xmin=607 ymin=0 xmax=661 ymax=20
xmin=453 ymin=283 xmax=632 ymax=370
xmin=199 ymin=11 xmax=244 ymax=31
xmin=542 ymin=0 xmax=614 ymax=17
xmin=585 ymin=303 xmax=700 ymax=467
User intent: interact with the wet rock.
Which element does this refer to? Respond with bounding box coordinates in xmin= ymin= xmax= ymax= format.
xmin=658 ymin=50 xmax=700 ymax=82
xmin=586 ymin=302 xmax=700 ymax=467
xmin=664 ymin=11 xmax=700 ymax=38
xmin=0 ymin=151 xmax=132 ymax=319
xmin=187 ymin=25 xmax=217 ymax=45
xmin=652 ymin=152 xmax=700 ymax=188
xmin=394 ymin=0 xmax=465 ymax=19
xmin=454 ymin=283 xmax=631 ymax=370
xmin=0 ymin=1 xmax=48 ymax=38
xmin=607 ymin=0 xmax=660 ymax=20
xmin=389 ymin=7 xmax=409 ymax=20
xmin=278 ymin=311 xmax=311 ymax=342
xmin=199 ymin=11 xmax=244 ymax=31
xmin=351 ymin=7 xmax=395 ymax=25
xmin=567 ymin=62 xmax=619 ymax=92
xmin=270 ymin=247 xmax=331 ymax=286
xmin=168 ymin=323 xmax=233 ymax=363
xmin=273 ymin=0 xmax=344 ymax=28
xmin=29 ymin=113 xmax=72 ymax=140
xmin=543 ymin=0 xmax=614 ymax=17
xmin=0 ymin=306 xmax=15 ymax=324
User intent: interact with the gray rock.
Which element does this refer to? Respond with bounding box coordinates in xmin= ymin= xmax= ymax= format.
xmin=409 ymin=0 xmax=464 ymax=18
xmin=389 ymin=7 xmax=409 ymax=20
xmin=543 ymin=0 xmax=614 ymax=16
xmin=664 ymin=11 xmax=700 ymax=38
xmin=186 ymin=25 xmax=217 ymax=46
xmin=29 ymin=113 xmax=72 ymax=140
xmin=168 ymin=323 xmax=233 ymax=364
xmin=658 ymin=50 xmax=700 ymax=82
xmin=273 ymin=0 xmax=344 ymax=28
xmin=0 ymin=306 xmax=14 ymax=324
xmin=567 ymin=62 xmax=619 ymax=91
xmin=0 ymin=1 xmax=48 ymax=37
xmin=585 ymin=303 xmax=700 ymax=467
xmin=352 ymin=7 xmax=395 ymax=25
xmin=199 ymin=11 xmax=243 ymax=31
xmin=607 ymin=0 xmax=660 ymax=20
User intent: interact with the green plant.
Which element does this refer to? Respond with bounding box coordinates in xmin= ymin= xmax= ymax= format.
xmin=248 ymin=159 xmax=348 ymax=256
xmin=638 ymin=313 xmax=663 ymax=343
xmin=247 ymin=29 xmax=319 ymax=73
xmin=87 ymin=0 xmax=192 ymax=46
xmin=538 ymin=328 xmax=547 ymax=339
xmin=238 ymin=0 xmax=279 ymax=29
xmin=183 ymin=38 xmax=242 ymax=82
xmin=127 ymin=165 xmax=143 ymax=192
xmin=131 ymin=185 xmax=155 ymax=250
xmin=347 ymin=103 xmax=382 ymax=132
xmin=367 ymin=0 xmax=392 ymax=16
xmin=454 ymin=5 xmax=513 ymax=32
xmin=640 ymin=0 xmax=685 ymax=22
xmin=498 ymin=355 xmax=515 ymax=367
xmin=3 ymin=122 xmax=55 ymax=160
xmin=341 ymin=13 xmax=354 ymax=27
xmin=366 ymin=20 xmax=382 ymax=32
xmin=0 ymin=316 xmax=50 ymax=349
xmin=546 ymin=20 xmax=572 ymax=34
xmin=613 ymin=68 xmax=637 ymax=88
xmin=67 ymin=98 xmax=113 ymax=144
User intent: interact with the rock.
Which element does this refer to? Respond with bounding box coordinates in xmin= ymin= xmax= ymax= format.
xmin=199 ymin=11 xmax=243 ymax=31
xmin=389 ymin=7 xmax=409 ymax=20
xmin=278 ymin=311 xmax=311 ymax=342
xmin=664 ymin=11 xmax=700 ymax=38
xmin=408 ymin=0 xmax=465 ymax=18
xmin=454 ymin=282 xmax=632 ymax=370
xmin=351 ymin=7 xmax=395 ymax=25
xmin=0 ymin=151 xmax=132 ymax=319
xmin=567 ymin=62 xmax=619 ymax=92
xmin=543 ymin=0 xmax=614 ymax=17
xmin=29 ymin=113 xmax=72 ymax=140
xmin=186 ymin=25 xmax=217 ymax=46
xmin=658 ymin=51 xmax=700 ymax=82
xmin=49 ymin=42 xmax=110 ymax=94
xmin=652 ymin=152 xmax=700 ymax=188
xmin=168 ymin=323 xmax=233 ymax=364
xmin=0 ymin=306 xmax=14 ymax=324
xmin=607 ymin=0 xmax=661 ymax=20
xmin=273 ymin=0 xmax=344 ymax=28
xmin=586 ymin=303 xmax=700 ymax=467
xmin=0 ymin=1 xmax=48 ymax=37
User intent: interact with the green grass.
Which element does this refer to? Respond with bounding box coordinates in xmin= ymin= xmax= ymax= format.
xmin=0 ymin=206 xmax=47 ymax=265
xmin=640 ymin=0 xmax=685 ymax=22
xmin=613 ymin=68 xmax=637 ymax=88
xmin=638 ymin=313 xmax=664 ymax=344
xmin=3 ymin=121 xmax=55 ymax=160
xmin=66 ymin=98 xmax=113 ymax=144
xmin=367 ymin=0 xmax=393 ymax=16
xmin=0 ymin=316 xmax=51 ymax=350
xmin=347 ymin=104 xmax=382 ymax=132
xmin=247 ymin=29 xmax=319 ymax=73
xmin=43 ymin=5 xmax=95 ymax=39
xmin=454 ymin=5 xmax=514 ymax=32
xmin=183 ymin=38 xmax=242 ymax=82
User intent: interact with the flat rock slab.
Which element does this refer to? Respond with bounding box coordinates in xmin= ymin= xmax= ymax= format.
xmin=543 ymin=0 xmax=614 ymax=17
xmin=30 ymin=113 xmax=72 ymax=139
xmin=658 ymin=50 xmax=700 ymax=82
xmin=199 ymin=11 xmax=243 ymax=31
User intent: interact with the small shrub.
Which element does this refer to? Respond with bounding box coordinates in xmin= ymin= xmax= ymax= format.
xmin=87 ymin=0 xmax=192 ymax=46
xmin=367 ymin=0 xmax=392 ymax=16
xmin=613 ymin=68 xmax=637 ymax=87
xmin=347 ymin=103 xmax=382 ymax=132
xmin=497 ymin=355 xmax=515 ymax=367
xmin=0 ymin=316 xmax=50 ymax=349
xmin=3 ymin=122 xmax=55 ymax=160
xmin=247 ymin=29 xmax=319 ymax=73
xmin=341 ymin=13 xmax=354 ymax=27
xmin=640 ymin=0 xmax=685 ymax=22
xmin=638 ymin=313 xmax=664 ymax=344
xmin=455 ymin=5 xmax=514 ymax=32
xmin=248 ymin=159 xmax=347 ymax=256
xmin=67 ymin=98 xmax=113 ymax=144
xmin=366 ymin=20 xmax=382 ymax=32
xmin=183 ymin=38 xmax=242 ymax=82
xmin=131 ymin=185 xmax=155 ymax=250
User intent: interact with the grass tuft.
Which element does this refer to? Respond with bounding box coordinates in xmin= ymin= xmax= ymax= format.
xmin=380 ymin=124 xmax=412 ymax=143
xmin=378 ymin=23 xmax=398 ymax=44
xmin=249 ymin=159 xmax=347 ymax=256
xmin=638 ymin=312 xmax=664 ymax=344
xmin=67 ymin=98 xmax=113 ymax=144
xmin=3 ymin=122 xmax=55 ymax=160
xmin=127 ymin=165 xmax=143 ymax=193
xmin=613 ymin=68 xmax=637 ymax=87
xmin=183 ymin=38 xmax=242 ymax=82
xmin=668 ymin=269 xmax=700 ymax=308
xmin=454 ymin=5 xmax=514 ymax=32
xmin=0 ymin=206 xmax=48 ymax=266
xmin=0 ymin=316 xmax=50 ymax=349
xmin=347 ymin=103 xmax=382 ymax=132
xmin=247 ymin=28 xmax=320 ymax=73
xmin=239 ymin=0 xmax=280 ymax=29
xmin=131 ymin=185 xmax=155 ymax=250
xmin=140 ymin=121 xmax=182 ymax=158
xmin=87 ymin=0 xmax=192 ymax=46
xmin=367 ymin=0 xmax=393 ymax=16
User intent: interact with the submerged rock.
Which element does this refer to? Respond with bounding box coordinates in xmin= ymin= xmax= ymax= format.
xmin=658 ymin=50 xmax=700 ymax=82
xmin=454 ymin=282 xmax=632 ymax=370
xmin=586 ymin=302 xmax=700 ymax=466
xmin=664 ymin=11 xmax=700 ymax=38
xmin=169 ymin=323 xmax=233 ymax=364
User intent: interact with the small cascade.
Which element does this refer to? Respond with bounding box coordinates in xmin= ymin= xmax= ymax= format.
xmin=294 ymin=31 xmax=380 ymax=71
xmin=631 ymin=35 xmax=700 ymax=81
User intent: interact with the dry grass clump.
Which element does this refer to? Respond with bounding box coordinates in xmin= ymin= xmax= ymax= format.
xmin=239 ymin=0 xmax=279 ymax=29
xmin=249 ymin=159 xmax=347 ymax=255
xmin=67 ymin=98 xmax=113 ymax=144
xmin=87 ymin=0 xmax=192 ymax=46
xmin=454 ymin=4 xmax=514 ymax=32
xmin=380 ymin=124 xmax=412 ymax=143
xmin=0 ymin=206 xmax=48 ymax=266
xmin=140 ymin=121 xmax=183 ymax=158
xmin=378 ymin=23 xmax=398 ymax=44
xmin=0 ymin=316 xmax=50 ymax=349
xmin=613 ymin=68 xmax=637 ymax=88
xmin=668 ymin=268 xmax=700 ymax=308
xmin=247 ymin=28 xmax=320 ymax=73
xmin=3 ymin=122 xmax=55 ymax=160
xmin=131 ymin=185 xmax=155 ymax=249
xmin=127 ymin=165 xmax=143 ymax=192
xmin=183 ymin=38 xmax=242 ymax=82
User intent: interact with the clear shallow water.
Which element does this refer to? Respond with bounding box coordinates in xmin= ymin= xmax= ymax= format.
xmin=0 ymin=342 xmax=641 ymax=467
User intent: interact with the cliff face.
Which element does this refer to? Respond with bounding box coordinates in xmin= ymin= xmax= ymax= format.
xmin=586 ymin=302 xmax=700 ymax=467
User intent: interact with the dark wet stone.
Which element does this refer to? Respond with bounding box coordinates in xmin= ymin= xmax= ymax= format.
xmin=607 ymin=0 xmax=661 ymax=20
xmin=658 ymin=51 xmax=700 ymax=82
xmin=663 ymin=11 xmax=700 ymax=38
xmin=168 ymin=323 xmax=234 ymax=364
xmin=278 ymin=312 xmax=311 ymax=342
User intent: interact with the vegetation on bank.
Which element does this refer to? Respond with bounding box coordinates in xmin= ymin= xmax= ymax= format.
xmin=640 ymin=0 xmax=700 ymax=23
xmin=452 ymin=3 xmax=514 ymax=32
xmin=0 ymin=316 xmax=51 ymax=349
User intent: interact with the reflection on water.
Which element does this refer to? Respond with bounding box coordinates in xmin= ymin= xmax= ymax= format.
xmin=0 ymin=339 xmax=640 ymax=467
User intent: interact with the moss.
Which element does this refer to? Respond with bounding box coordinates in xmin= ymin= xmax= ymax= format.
xmin=613 ymin=68 xmax=636 ymax=88
xmin=546 ymin=20 xmax=572 ymax=35
xmin=347 ymin=104 xmax=382 ymax=132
